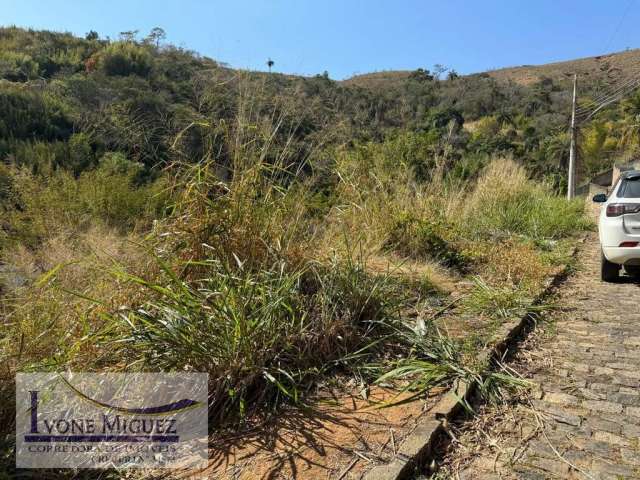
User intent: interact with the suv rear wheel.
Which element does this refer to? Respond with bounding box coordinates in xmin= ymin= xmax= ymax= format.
xmin=625 ymin=265 xmax=640 ymax=277
xmin=601 ymin=252 xmax=620 ymax=282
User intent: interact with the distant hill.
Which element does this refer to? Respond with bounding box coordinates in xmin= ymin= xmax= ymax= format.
xmin=343 ymin=48 xmax=640 ymax=89
xmin=486 ymin=48 xmax=640 ymax=85
xmin=1 ymin=26 xmax=637 ymax=189
xmin=342 ymin=70 xmax=413 ymax=90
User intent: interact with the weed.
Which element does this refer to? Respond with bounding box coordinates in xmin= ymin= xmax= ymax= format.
xmin=385 ymin=213 xmax=468 ymax=269
xmin=463 ymin=159 xmax=589 ymax=241
xmin=463 ymin=276 xmax=533 ymax=321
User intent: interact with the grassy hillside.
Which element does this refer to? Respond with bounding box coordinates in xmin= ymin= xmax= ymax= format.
xmin=0 ymin=25 xmax=581 ymax=188
xmin=485 ymin=48 xmax=640 ymax=85
xmin=0 ymin=26 xmax=609 ymax=477
xmin=344 ymin=48 xmax=640 ymax=88
xmin=4 ymin=26 xmax=639 ymax=191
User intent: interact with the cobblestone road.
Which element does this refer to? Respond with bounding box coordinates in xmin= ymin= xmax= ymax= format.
xmin=440 ymin=235 xmax=640 ymax=479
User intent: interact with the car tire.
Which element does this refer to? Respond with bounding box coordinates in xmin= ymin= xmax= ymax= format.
xmin=601 ymin=252 xmax=620 ymax=282
xmin=625 ymin=265 xmax=640 ymax=277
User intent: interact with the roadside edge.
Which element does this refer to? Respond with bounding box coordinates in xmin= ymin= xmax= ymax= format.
xmin=362 ymin=236 xmax=586 ymax=480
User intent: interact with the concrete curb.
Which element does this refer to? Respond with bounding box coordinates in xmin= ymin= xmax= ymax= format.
xmin=362 ymin=238 xmax=586 ymax=480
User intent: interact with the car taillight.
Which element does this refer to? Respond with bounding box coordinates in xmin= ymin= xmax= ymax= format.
xmin=620 ymin=241 xmax=639 ymax=247
xmin=606 ymin=203 xmax=640 ymax=217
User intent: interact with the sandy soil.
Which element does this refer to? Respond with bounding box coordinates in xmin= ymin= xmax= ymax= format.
xmin=195 ymin=385 xmax=445 ymax=480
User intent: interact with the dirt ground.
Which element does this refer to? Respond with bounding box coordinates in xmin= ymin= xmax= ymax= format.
xmin=198 ymin=386 xmax=445 ymax=479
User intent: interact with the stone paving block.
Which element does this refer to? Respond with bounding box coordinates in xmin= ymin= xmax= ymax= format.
xmin=594 ymin=366 xmax=615 ymax=376
xmin=621 ymin=448 xmax=640 ymax=466
xmin=584 ymin=416 xmax=623 ymax=435
xmin=552 ymin=421 xmax=592 ymax=437
xmin=543 ymin=391 xmax=579 ymax=406
xmin=606 ymin=362 xmax=638 ymax=371
xmin=608 ymin=373 xmax=640 ymax=388
xmin=512 ymin=467 xmax=547 ymax=480
xmin=593 ymin=430 xmax=632 ymax=447
xmin=590 ymin=382 xmax=620 ymax=394
xmin=434 ymin=238 xmax=640 ymax=480
xmin=619 ymin=386 xmax=638 ymax=394
xmin=525 ymin=439 xmax=560 ymax=459
xmin=622 ymin=422 xmax=640 ymax=438
xmin=530 ymin=401 xmax=583 ymax=426
xmin=608 ymin=392 xmax=640 ymax=406
xmin=582 ymin=400 xmax=624 ymax=414
xmin=577 ymin=387 xmax=606 ymax=400
xmin=458 ymin=471 xmax=501 ymax=480
xmin=563 ymin=361 xmax=591 ymax=373
xmin=524 ymin=456 xmax=570 ymax=475
xmin=561 ymin=448 xmax=592 ymax=467
xmin=590 ymin=460 xmax=637 ymax=478
xmin=615 ymin=350 xmax=640 ymax=360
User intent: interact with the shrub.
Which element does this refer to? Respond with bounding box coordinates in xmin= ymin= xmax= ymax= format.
xmin=0 ymin=161 xmax=167 ymax=248
xmin=0 ymin=86 xmax=71 ymax=141
xmin=385 ymin=213 xmax=467 ymax=268
xmin=0 ymin=51 xmax=39 ymax=81
xmin=93 ymin=42 xmax=153 ymax=77
xmin=97 ymin=250 xmax=404 ymax=424
xmin=462 ymin=158 xmax=589 ymax=240
xmin=68 ymin=132 xmax=94 ymax=174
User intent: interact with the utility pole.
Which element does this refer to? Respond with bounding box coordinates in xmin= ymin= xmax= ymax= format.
xmin=568 ymin=73 xmax=578 ymax=200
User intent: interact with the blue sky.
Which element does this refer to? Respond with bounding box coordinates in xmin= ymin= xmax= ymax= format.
xmin=3 ymin=0 xmax=640 ymax=79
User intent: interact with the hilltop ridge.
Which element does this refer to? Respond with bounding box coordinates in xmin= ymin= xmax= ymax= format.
xmin=343 ymin=48 xmax=640 ymax=89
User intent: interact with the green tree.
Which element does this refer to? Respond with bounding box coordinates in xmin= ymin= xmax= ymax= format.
xmin=69 ymin=132 xmax=94 ymax=175
xmin=147 ymin=27 xmax=166 ymax=48
xmin=119 ymin=30 xmax=139 ymax=42
xmin=96 ymin=42 xmax=153 ymax=77
xmin=409 ymin=68 xmax=433 ymax=82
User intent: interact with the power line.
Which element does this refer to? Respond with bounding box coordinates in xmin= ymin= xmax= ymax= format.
xmin=577 ymin=78 xmax=640 ymax=124
xmin=576 ymin=73 xmax=640 ymax=115
xmin=567 ymin=0 xmax=637 ymax=198
xmin=575 ymin=73 xmax=640 ymax=116
xmin=572 ymin=60 xmax=640 ymax=120
xmin=574 ymin=56 xmax=640 ymax=113
xmin=583 ymin=0 xmax=638 ymax=104
xmin=604 ymin=0 xmax=636 ymax=54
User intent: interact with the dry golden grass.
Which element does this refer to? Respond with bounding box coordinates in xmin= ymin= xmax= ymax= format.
xmin=366 ymin=254 xmax=457 ymax=293
xmin=486 ymin=48 xmax=640 ymax=85
xmin=471 ymin=241 xmax=552 ymax=292
xmin=0 ymin=225 xmax=149 ymax=375
xmin=463 ymin=158 xmax=528 ymax=211
xmin=343 ymin=48 xmax=640 ymax=89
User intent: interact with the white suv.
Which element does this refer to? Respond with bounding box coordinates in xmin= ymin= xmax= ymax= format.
xmin=594 ymin=170 xmax=640 ymax=282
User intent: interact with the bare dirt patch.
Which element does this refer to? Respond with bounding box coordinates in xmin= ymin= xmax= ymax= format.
xmin=203 ymin=386 xmax=445 ymax=480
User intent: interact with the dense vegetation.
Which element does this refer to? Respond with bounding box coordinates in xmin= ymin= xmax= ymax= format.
xmin=0 ymin=27 xmax=637 ymax=192
xmin=0 ymin=26 xmax=601 ymax=477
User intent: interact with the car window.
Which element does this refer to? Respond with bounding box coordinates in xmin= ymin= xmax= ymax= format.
xmin=618 ymin=178 xmax=640 ymax=198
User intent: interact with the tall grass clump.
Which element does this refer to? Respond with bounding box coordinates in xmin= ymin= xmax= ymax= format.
xmin=0 ymin=158 xmax=167 ymax=249
xmin=105 ymin=252 xmax=404 ymax=423
xmin=385 ymin=213 xmax=467 ymax=269
xmin=81 ymin=84 xmax=411 ymax=425
xmin=462 ymin=158 xmax=589 ymax=241
xmin=320 ymin=140 xmax=466 ymax=277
